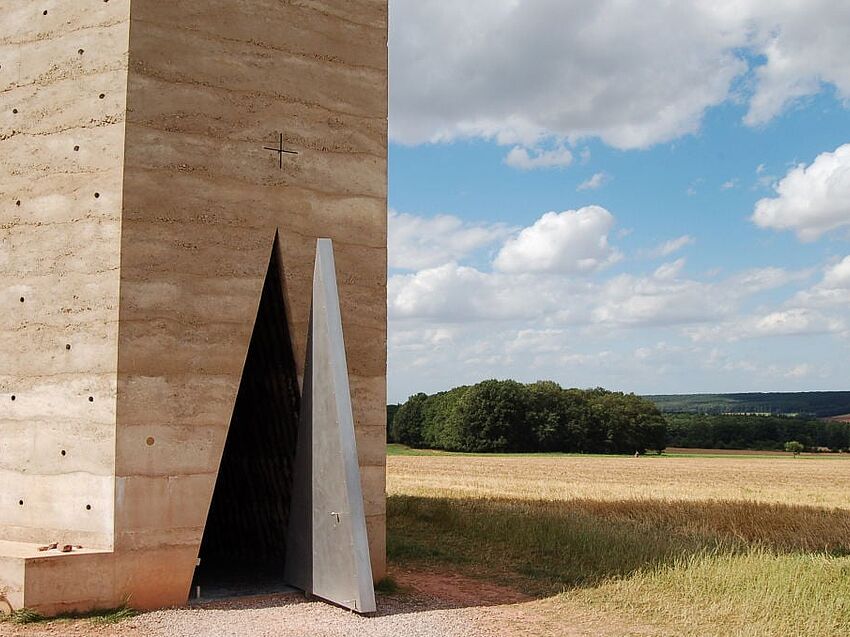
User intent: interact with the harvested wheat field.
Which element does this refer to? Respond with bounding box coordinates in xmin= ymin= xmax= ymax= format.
xmin=387 ymin=450 xmax=850 ymax=508
xmin=387 ymin=448 xmax=850 ymax=636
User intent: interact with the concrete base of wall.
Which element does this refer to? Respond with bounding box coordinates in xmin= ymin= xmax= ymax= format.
xmin=0 ymin=541 xmax=199 ymax=615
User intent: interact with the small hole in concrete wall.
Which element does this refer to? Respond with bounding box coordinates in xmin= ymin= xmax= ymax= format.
xmin=99 ymin=93 xmax=105 ymax=99
xmin=19 ymin=297 xmax=24 ymax=303
xmin=88 ymin=396 xmax=94 ymax=402
xmin=12 ymin=108 xmax=17 ymax=114
xmin=73 ymin=145 xmax=80 ymax=152
xmin=42 ymin=10 xmax=48 ymax=15
xmin=78 ymin=49 xmax=84 ymax=55
xmin=18 ymin=500 xmax=23 ymax=506
xmin=10 ymin=395 xmax=15 ymax=401
xmin=86 ymin=504 xmax=92 ymax=511
xmin=65 ymin=344 xmax=71 ymax=350
xmin=146 ymin=436 xmax=155 ymax=446
xmin=15 ymin=200 xmax=20 ymax=206
xmin=61 ymin=450 xmax=66 ymax=456
xmin=94 ymin=192 xmax=100 ymax=198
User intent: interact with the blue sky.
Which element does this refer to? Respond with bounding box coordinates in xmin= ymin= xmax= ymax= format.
xmin=386 ymin=1 xmax=850 ymax=403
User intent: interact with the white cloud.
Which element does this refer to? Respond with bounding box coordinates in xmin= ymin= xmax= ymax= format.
xmin=752 ymin=143 xmax=850 ymax=241
xmin=654 ymin=259 xmax=686 ymax=280
xmin=389 ymin=210 xmax=512 ymax=270
xmin=785 ymin=364 xmax=813 ymax=380
xmin=791 ymin=256 xmax=850 ymax=308
xmin=390 ymin=205 xmax=807 ymax=332
xmin=505 ymin=145 xmax=573 ymax=170
xmin=494 ymin=207 xmax=621 ymax=274
xmin=688 ymin=308 xmax=845 ymax=342
xmin=577 ymin=172 xmax=611 ymax=191
xmin=742 ymin=0 xmax=850 ymax=127
xmin=650 ymin=235 xmax=696 ymax=258
xmin=591 ymin=270 xmax=727 ymax=328
xmin=822 ymin=256 xmax=850 ymax=289
xmin=686 ymin=258 xmax=848 ymax=343
xmin=721 ymin=179 xmax=738 ymax=190
xmin=389 ymin=263 xmax=561 ymax=322
xmin=751 ymin=309 xmax=842 ymax=338
xmin=390 ymin=1 xmax=850 ymax=151
xmin=390 ymin=0 xmax=747 ymax=150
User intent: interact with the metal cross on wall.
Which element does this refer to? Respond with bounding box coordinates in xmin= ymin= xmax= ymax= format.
xmin=264 ymin=133 xmax=299 ymax=169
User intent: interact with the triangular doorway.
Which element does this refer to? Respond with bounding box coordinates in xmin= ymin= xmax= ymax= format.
xmin=194 ymin=234 xmax=301 ymax=596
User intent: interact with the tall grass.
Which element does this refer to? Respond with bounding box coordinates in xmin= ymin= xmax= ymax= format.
xmin=388 ymin=494 xmax=850 ymax=636
xmin=575 ymin=551 xmax=850 ymax=637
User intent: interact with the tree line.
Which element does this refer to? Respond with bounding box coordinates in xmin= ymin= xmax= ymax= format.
xmin=646 ymin=391 xmax=850 ymax=417
xmin=665 ymin=413 xmax=850 ymax=451
xmin=387 ymin=381 xmax=850 ymax=454
xmin=389 ymin=380 xmax=667 ymax=454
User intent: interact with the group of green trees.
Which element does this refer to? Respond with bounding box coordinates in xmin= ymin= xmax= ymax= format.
xmin=388 ymin=382 xmax=850 ymax=455
xmin=665 ymin=413 xmax=850 ymax=451
xmin=389 ymin=380 xmax=667 ymax=454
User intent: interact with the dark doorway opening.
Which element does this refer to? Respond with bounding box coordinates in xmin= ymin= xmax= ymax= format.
xmin=193 ymin=237 xmax=301 ymax=598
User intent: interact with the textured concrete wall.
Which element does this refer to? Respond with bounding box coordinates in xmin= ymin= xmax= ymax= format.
xmin=0 ymin=0 xmax=131 ymax=550
xmin=0 ymin=0 xmax=386 ymax=612
xmin=115 ymin=0 xmax=388 ymax=584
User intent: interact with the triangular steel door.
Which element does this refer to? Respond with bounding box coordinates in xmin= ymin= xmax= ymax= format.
xmin=284 ymin=239 xmax=377 ymax=614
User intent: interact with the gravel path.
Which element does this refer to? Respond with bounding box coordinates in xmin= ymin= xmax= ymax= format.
xmin=0 ymin=569 xmax=550 ymax=637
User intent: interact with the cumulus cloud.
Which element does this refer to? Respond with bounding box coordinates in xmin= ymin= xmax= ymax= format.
xmin=577 ymin=172 xmax=611 ymax=191
xmin=791 ymin=256 xmax=850 ymax=308
xmin=390 ymin=1 xmax=850 ymax=151
xmin=389 ymin=210 xmax=512 ymax=270
xmin=494 ymin=207 xmax=621 ymax=274
xmin=505 ymin=145 xmax=573 ymax=170
xmin=390 ymin=0 xmax=746 ymax=150
xmin=650 ymin=235 xmax=696 ymax=258
xmin=386 ymin=201 xmax=845 ymax=399
xmin=743 ymin=0 xmax=850 ymax=127
xmin=822 ymin=256 xmax=850 ymax=289
xmin=390 ymin=205 xmax=809 ymax=332
xmin=686 ymin=258 xmax=848 ymax=343
xmin=688 ymin=309 xmax=845 ymax=342
xmin=389 ymin=256 xmax=807 ymax=332
xmin=752 ymin=144 xmax=850 ymax=241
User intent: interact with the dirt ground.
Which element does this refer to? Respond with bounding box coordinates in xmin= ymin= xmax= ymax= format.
xmin=0 ymin=567 xmax=653 ymax=637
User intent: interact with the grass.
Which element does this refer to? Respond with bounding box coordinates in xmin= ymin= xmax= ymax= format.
xmin=374 ymin=576 xmax=401 ymax=594
xmin=1 ymin=604 xmax=136 ymax=625
xmin=574 ymin=551 xmax=850 ymax=637
xmin=387 ymin=451 xmax=850 ymax=636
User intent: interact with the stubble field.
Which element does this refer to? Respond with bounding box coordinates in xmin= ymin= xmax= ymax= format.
xmin=386 ymin=446 xmax=850 ymax=636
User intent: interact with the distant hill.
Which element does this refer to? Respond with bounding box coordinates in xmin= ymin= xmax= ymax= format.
xmin=645 ymin=391 xmax=850 ymax=418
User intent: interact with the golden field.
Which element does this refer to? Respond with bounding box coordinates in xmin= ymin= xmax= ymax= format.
xmin=386 ymin=447 xmax=850 ymax=636
xmin=388 ymin=451 xmax=850 ymax=508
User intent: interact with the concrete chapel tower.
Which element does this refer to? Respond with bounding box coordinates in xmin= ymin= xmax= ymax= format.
xmin=0 ymin=0 xmax=387 ymax=614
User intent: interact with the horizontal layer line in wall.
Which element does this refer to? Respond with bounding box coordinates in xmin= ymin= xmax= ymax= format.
xmin=0 ymin=16 xmax=129 ymax=48
xmin=0 ymin=119 xmax=126 ymax=142
xmin=133 ymin=18 xmax=386 ymax=74
xmin=128 ymin=69 xmax=385 ymax=123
